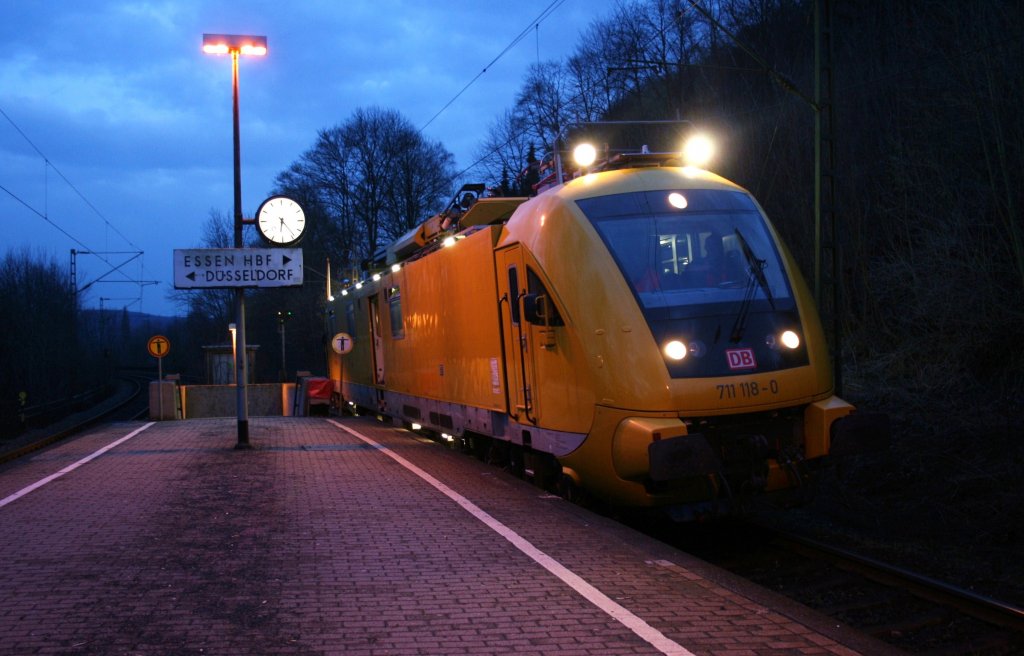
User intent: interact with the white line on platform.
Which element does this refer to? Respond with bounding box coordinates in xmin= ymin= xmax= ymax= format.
xmin=0 ymin=422 xmax=155 ymax=510
xmin=328 ymin=419 xmax=695 ymax=656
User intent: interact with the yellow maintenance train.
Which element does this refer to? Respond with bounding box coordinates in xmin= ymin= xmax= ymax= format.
xmin=327 ymin=144 xmax=882 ymax=518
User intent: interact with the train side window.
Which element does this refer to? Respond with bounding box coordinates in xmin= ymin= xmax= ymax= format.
xmin=345 ymin=301 xmax=358 ymax=340
xmin=508 ymin=266 xmax=520 ymax=325
xmin=387 ymin=286 xmax=404 ymax=339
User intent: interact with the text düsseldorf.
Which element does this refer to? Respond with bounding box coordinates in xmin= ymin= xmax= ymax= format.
xmin=199 ymin=268 xmax=297 ymax=282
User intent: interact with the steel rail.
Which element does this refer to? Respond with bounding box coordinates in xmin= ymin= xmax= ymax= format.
xmin=760 ymin=522 xmax=1024 ymax=634
xmin=0 ymin=375 xmax=147 ymax=466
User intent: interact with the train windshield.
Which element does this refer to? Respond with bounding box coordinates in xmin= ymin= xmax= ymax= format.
xmin=577 ymin=189 xmax=793 ymax=313
xmin=578 ymin=188 xmax=807 ymax=377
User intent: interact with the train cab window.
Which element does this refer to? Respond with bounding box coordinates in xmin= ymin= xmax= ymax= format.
xmin=577 ymin=189 xmax=793 ymax=312
xmin=525 ymin=268 xmax=564 ymax=326
xmin=387 ymin=286 xmax=404 ymax=339
xmin=577 ymin=188 xmax=806 ymax=377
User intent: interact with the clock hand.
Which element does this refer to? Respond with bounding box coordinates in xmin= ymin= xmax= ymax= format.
xmin=276 ymin=216 xmax=294 ymax=238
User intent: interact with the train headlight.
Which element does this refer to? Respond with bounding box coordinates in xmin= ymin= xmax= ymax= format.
xmin=443 ymin=236 xmax=456 ymax=248
xmin=391 ymin=263 xmax=401 ymax=273
xmin=682 ymin=133 xmax=714 ymax=168
xmin=781 ymin=330 xmax=801 ymax=349
xmin=667 ymin=192 xmax=688 ymax=209
xmin=574 ymin=143 xmax=597 ymax=167
xmin=372 ymin=273 xmax=382 ymax=282
xmin=664 ymin=340 xmax=688 ymax=360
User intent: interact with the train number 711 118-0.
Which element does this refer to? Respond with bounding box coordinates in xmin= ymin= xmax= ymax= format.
xmin=717 ymin=380 xmax=780 ymax=399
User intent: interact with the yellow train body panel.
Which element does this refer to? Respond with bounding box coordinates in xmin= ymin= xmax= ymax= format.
xmin=387 ymin=226 xmax=506 ymax=410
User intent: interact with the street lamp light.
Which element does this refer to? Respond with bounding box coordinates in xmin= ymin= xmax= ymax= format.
xmin=202 ymin=34 xmax=268 ymax=57
xmin=202 ymin=33 xmax=267 ymax=449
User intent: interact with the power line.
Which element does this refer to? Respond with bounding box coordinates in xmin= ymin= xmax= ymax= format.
xmin=418 ymin=0 xmax=567 ymax=135
xmin=0 ymin=105 xmax=145 ymax=255
xmin=0 ymin=104 xmax=158 ymax=305
xmin=456 ymin=1 xmax=704 ymax=181
xmin=0 ymin=182 xmax=98 ymax=254
xmin=0 ymin=184 xmax=142 ymax=290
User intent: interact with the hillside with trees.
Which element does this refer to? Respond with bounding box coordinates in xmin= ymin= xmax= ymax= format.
xmin=468 ymin=0 xmax=1023 ymax=435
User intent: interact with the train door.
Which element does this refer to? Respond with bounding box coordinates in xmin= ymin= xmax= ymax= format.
xmin=368 ymin=294 xmax=385 ymax=385
xmin=496 ymin=245 xmax=539 ymax=424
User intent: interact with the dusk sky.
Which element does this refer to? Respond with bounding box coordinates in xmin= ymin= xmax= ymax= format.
xmin=1 ymin=0 xmax=617 ymax=316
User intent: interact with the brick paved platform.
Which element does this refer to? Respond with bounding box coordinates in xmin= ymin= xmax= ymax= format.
xmin=0 ymin=417 xmax=898 ymax=655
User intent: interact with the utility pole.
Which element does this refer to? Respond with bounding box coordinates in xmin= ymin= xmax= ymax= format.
xmin=814 ymin=0 xmax=841 ymax=396
xmin=687 ymin=0 xmax=842 ymax=395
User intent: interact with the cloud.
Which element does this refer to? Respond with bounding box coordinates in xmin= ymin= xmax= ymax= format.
xmin=115 ymin=0 xmax=188 ymax=31
xmin=1 ymin=0 xmax=619 ymax=315
xmin=1 ymin=59 xmax=194 ymax=131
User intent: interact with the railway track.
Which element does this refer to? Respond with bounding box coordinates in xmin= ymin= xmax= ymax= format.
xmin=0 ymin=373 xmax=151 ymax=466
xmin=419 ymin=424 xmax=1024 ymax=653
xmin=652 ymin=515 xmax=1024 ymax=655
xmin=410 ymin=428 xmax=1024 ymax=652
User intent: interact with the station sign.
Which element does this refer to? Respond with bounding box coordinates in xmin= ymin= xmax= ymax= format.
xmin=173 ymin=248 xmax=303 ymax=289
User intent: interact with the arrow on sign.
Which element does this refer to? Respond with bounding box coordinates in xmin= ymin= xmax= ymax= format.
xmin=283 ymin=255 xmax=292 ymax=265
xmin=186 ymin=272 xmax=197 ymax=281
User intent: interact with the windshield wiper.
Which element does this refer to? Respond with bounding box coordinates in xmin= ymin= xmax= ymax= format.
xmin=730 ymin=228 xmax=775 ymax=342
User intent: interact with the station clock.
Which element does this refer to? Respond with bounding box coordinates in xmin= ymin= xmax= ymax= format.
xmin=255 ymin=195 xmax=306 ymax=246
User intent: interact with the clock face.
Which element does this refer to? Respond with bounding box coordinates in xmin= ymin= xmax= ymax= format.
xmin=256 ymin=196 xmax=306 ymax=246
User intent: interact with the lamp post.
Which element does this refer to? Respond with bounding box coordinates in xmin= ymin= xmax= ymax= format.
xmin=203 ymin=33 xmax=267 ymax=448
xmin=277 ymin=310 xmax=292 ymax=382
xmin=228 ymin=323 xmax=237 ymax=385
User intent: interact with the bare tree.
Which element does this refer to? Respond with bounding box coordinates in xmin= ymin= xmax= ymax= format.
xmin=169 ymin=210 xmax=234 ymax=324
xmin=280 ymin=107 xmax=455 ymax=272
xmin=379 ymin=126 xmax=456 ymax=244
xmin=514 ymin=61 xmax=575 ymax=151
xmin=276 ymin=130 xmax=360 ymax=273
xmin=471 ymin=109 xmax=536 ymax=188
xmin=0 ymin=248 xmax=82 ymax=420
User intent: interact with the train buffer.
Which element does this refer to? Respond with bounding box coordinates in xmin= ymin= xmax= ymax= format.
xmin=0 ymin=416 xmax=899 ymax=655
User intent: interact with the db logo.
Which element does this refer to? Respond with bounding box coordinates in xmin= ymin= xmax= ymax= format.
xmin=726 ymin=348 xmax=757 ymax=370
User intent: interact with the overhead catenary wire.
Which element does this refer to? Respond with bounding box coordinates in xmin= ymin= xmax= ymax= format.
xmin=418 ymin=0 xmax=567 ymax=135
xmin=454 ymin=1 xmax=704 ymax=181
xmin=0 ymin=106 xmax=145 ymax=256
xmin=0 ymin=183 xmax=100 ymax=255
xmin=0 ymin=183 xmax=151 ymax=296
xmin=0 ymin=104 xmax=156 ymax=300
